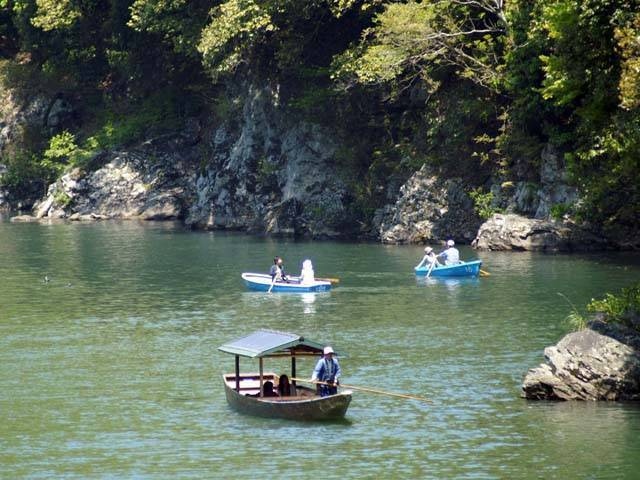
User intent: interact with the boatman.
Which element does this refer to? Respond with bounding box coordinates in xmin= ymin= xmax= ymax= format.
xmin=270 ymin=256 xmax=288 ymax=282
xmin=311 ymin=346 xmax=341 ymax=397
xmin=438 ymin=239 xmax=460 ymax=265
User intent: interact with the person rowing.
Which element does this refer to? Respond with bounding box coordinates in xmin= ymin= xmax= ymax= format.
xmin=311 ymin=346 xmax=341 ymax=397
xmin=269 ymin=256 xmax=288 ymax=283
xmin=416 ymin=246 xmax=441 ymax=269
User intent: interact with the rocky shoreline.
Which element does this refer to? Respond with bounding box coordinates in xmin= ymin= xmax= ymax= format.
xmin=2 ymin=86 xmax=637 ymax=251
xmin=522 ymin=320 xmax=640 ymax=401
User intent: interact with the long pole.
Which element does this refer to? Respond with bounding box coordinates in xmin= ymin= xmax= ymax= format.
xmin=291 ymin=377 xmax=431 ymax=403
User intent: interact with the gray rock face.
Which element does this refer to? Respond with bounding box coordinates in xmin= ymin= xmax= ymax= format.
xmin=472 ymin=213 xmax=610 ymax=252
xmin=33 ymin=132 xmax=197 ymax=220
xmin=522 ymin=321 xmax=640 ymax=401
xmin=185 ymin=86 xmax=348 ymax=237
xmin=28 ymin=85 xmax=349 ymax=238
xmin=508 ymin=145 xmax=578 ymax=218
xmin=0 ymin=91 xmax=49 ymax=157
xmin=375 ymin=164 xmax=481 ymax=244
xmin=45 ymin=97 xmax=75 ymax=132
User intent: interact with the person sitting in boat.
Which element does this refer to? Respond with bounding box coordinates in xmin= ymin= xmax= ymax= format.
xmin=311 ymin=346 xmax=341 ymax=397
xmin=416 ymin=246 xmax=441 ymax=269
xmin=269 ymin=256 xmax=288 ymax=282
xmin=262 ymin=380 xmax=278 ymax=397
xmin=299 ymin=259 xmax=315 ymax=285
xmin=278 ymin=374 xmax=295 ymax=397
xmin=438 ymin=239 xmax=460 ymax=265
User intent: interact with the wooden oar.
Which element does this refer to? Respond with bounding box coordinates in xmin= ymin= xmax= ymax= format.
xmin=426 ymin=260 xmax=436 ymax=278
xmin=480 ymin=269 xmax=490 ymax=277
xmin=291 ymin=377 xmax=431 ymax=403
xmin=316 ymin=277 xmax=340 ymax=285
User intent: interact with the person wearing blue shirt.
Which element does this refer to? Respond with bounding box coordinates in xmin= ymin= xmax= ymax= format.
xmin=311 ymin=346 xmax=341 ymax=397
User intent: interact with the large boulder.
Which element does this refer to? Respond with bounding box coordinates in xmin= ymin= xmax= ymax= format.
xmin=375 ymin=164 xmax=481 ymax=244
xmin=522 ymin=321 xmax=640 ymax=401
xmin=472 ymin=213 xmax=610 ymax=252
xmin=33 ymin=130 xmax=198 ymax=220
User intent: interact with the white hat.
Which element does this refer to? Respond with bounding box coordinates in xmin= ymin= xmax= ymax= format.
xmin=424 ymin=246 xmax=433 ymax=253
xmin=447 ymin=239 xmax=455 ymax=247
xmin=323 ymin=346 xmax=334 ymax=355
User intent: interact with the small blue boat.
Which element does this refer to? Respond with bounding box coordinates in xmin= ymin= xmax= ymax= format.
xmin=242 ymin=273 xmax=332 ymax=293
xmin=414 ymin=260 xmax=482 ymax=277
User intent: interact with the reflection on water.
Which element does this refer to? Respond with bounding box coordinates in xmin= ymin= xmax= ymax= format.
xmin=239 ymin=291 xmax=327 ymax=317
xmin=1 ymin=221 xmax=640 ymax=479
xmin=416 ymin=276 xmax=481 ymax=291
xmin=300 ymin=293 xmax=317 ymax=314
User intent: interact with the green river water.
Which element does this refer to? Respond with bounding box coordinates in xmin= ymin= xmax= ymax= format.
xmin=2 ymin=219 xmax=640 ymax=479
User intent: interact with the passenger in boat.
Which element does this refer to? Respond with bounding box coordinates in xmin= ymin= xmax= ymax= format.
xmin=299 ymin=259 xmax=315 ymax=285
xmin=416 ymin=246 xmax=441 ymax=269
xmin=311 ymin=346 xmax=341 ymax=397
xmin=438 ymin=239 xmax=460 ymax=265
xmin=270 ymin=256 xmax=288 ymax=282
xmin=278 ymin=374 xmax=295 ymax=396
xmin=262 ymin=380 xmax=278 ymax=397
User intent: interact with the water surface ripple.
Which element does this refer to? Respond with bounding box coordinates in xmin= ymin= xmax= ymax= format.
xmin=2 ymin=221 xmax=640 ymax=478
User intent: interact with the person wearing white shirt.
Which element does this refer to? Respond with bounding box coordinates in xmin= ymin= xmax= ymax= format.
xmin=439 ymin=239 xmax=460 ymax=265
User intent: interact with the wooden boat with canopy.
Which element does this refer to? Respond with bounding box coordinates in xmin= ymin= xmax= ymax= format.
xmin=218 ymin=330 xmax=352 ymax=420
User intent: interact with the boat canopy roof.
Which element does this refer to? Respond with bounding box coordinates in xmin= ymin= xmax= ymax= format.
xmin=218 ymin=329 xmax=335 ymax=358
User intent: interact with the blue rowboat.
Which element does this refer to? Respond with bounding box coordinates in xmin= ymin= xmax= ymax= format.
xmin=242 ymin=273 xmax=332 ymax=293
xmin=414 ymin=260 xmax=482 ymax=277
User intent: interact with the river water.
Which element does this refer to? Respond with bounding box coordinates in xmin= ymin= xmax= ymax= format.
xmin=2 ymin=219 xmax=640 ymax=479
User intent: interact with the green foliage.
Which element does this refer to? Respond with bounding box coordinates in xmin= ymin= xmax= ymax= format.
xmin=549 ymin=203 xmax=571 ymax=220
xmin=0 ymin=0 xmax=638 ymax=240
xmin=42 ymin=131 xmax=77 ymax=172
xmin=0 ymin=149 xmax=47 ymax=201
xmin=53 ymin=188 xmax=72 ymax=207
xmin=588 ymin=283 xmax=640 ymax=332
xmin=128 ymin=0 xmax=210 ymax=57
xmin=332 ymin=1 xmax=507 ymax=91
xmin=30 ymin=0 xmax=81 ymax=31
xmin=197 ymin=0 xmax=275 ymax=81
xmin=558 ymin=292 xmax=587 ymax=331
xmin=615 ymin=12 xmax=640 ymax=110
xmin=468 ymin=187 xmax=499 ymax=220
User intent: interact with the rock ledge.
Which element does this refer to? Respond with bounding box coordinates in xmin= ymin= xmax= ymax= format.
xmin=522 ymin=321 xmax=640 ymax=401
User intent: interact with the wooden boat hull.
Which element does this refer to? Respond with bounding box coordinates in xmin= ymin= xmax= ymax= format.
xmin=242 ymin=273 xmax=331 ymax=293
xmin=414 ymin=260 xmax=482 ymax=277
xmin=223 ymin=382 xmax=351 ymax=421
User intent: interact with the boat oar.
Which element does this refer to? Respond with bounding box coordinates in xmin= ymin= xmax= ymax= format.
xmin=316 ymin=277 xmax=340 ymax=285
xmin=426 ymin=260 xmax=436 ymax=278
xmin=480 ymin=269 xmax=491 ymax=277
xmin=291 ymin=377 xmax=431 ymax=403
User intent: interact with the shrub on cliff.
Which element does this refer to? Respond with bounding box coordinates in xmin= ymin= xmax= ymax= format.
xmin=588 ymin=283 xmax=640 ymax=334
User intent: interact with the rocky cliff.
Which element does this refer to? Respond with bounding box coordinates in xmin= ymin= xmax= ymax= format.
xmin=6 ymin=86 xmax=351 ymax=238
xmin=0 ymin=84 xmax=633 ymax=249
